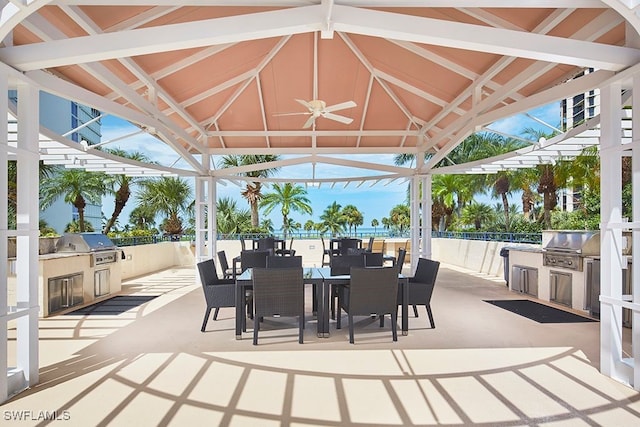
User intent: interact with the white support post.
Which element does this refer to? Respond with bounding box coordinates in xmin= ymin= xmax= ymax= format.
xmin=633 ymin=75 xmax=640 ymax=390
xmin=15 ymin=82 xmax=39 ymax=388
xmin=421 ymin=174 xmax=432 ymax=260
xmin=410 ymin=175 xmax=420 ymax=274
xmin=0 ymin=70 xmax=8 ymax=403
xmin=208 ymin=177 xmax=217 ymax=260
xmin=194 ymin=177 xmax=206 ymax=263
xmin=600 ymin=82 xmax=629 ymax=386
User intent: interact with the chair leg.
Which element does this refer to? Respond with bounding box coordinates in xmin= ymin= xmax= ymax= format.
xmin=330 ymin=286 xmax=336 ymax=320
xmin=299 ymin=315 xmax=304 ymax=344
xmin=201 ymin=307 xmax=212 ymax=332
xmin=413 ymin=304 xmax=419 ymax=317
xmin=426 ymin=305 xmax=435 ymax=328
xmin=379 ymin=314 xmax=384 ymax=327
xmin=391 ymin=312 xmax=398 ymax=341
xmin=336 ymin=303 xmax=342 ymax=329
xmin=213 ymin=307 xmax=220 ymax=320
xmin=253 ymin=317 xmax=260 ymax=345
xmin=348 ymin=314 xmax=355 ymax=344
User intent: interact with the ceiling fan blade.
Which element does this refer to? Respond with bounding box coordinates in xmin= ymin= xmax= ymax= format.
xmin=302 ymin=115 xmax=316 ymax=129
xmin=295 ymin=98 xmax=313 ymax=111
xmin=323 ymin=100 xmax=356 ymax=113
xmin=273 ymin=112 xmax=312 ymax=117
xmin=322 ymin=112 xmax=353 ymax=125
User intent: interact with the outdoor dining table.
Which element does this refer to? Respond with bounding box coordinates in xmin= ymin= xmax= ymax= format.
xmin=234 ymin=267 xmax=409 ymax=340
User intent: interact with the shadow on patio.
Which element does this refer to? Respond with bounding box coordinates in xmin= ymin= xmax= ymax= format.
xmin=4 ymin=266 xmax=640 ymax=426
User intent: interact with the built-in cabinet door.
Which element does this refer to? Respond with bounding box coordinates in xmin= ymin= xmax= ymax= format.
xmin=511 ymin=265 xmax=538 ymax=297
xmin=550 ymin=270 xmax=572 ymax=307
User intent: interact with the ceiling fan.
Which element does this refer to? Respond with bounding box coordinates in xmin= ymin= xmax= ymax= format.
xmin=274 ymin=99 xmax=357 ymax=128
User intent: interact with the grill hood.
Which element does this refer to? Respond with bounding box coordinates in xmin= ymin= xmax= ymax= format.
xmin=55 ymin=233 xmax=117 ymax=253
xmin=543 ymin=231 xmax=600 ymax=255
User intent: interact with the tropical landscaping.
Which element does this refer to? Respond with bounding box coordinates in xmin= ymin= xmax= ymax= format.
xmin=6 ymin=130 xmax=630 ymax=241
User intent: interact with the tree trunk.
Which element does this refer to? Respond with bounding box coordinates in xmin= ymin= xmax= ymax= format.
xmin=103 ymin=185 xmax=130 ymax=234
xmin=74 ymin=195 xmax=86 ymax=232
xmin=501 ymin=192 xmax=510 ymax=232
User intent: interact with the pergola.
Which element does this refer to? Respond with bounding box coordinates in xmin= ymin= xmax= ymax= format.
xmin=1 ymin=1 xmax=639 ymax=401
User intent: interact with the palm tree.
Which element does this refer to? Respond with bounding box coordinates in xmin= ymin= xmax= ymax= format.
xmin=260 ymin=183 xmax=312 ymax=239
xmin=319 ymin=201 xmax=346 ymax=237
xmin=342 ymin=204 xmax=363 ymax=236
xmin=136 ymin=177 xmax=193 ymax=236
xmin=304 ymin=219 xmax=316 ymax=236
xmin=460 ymin=202 xmax=495 ymax=230
xmin=371 ymin=218 xmax=379 ymax=234
xmin=218 ymin=155 xmax=280 ymax=229
xmin=216 ymin=197 xmax=251 ymax=234
xmin=40 ymin=168 xmax=109 ymax=232
xmin=129 ymin=205 xmax=156 ymax=231
xmin=8 ymin=161 xmax=57 ymax=229
xmin=389 ymin=204 xmax=411 ymax=234
xmin=102 ymin=149 xmax=151 ymax=234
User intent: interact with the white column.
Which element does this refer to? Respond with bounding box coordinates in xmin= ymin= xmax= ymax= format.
xmin=421 ymin=174 xmax=432 ymax=259
xmin=15 ymin=82 xmax=39 ymax=387
xmin=208 ymin=177 xmax=217 ymax=260
xmin=599 ymin=82 xmax=628 ymax=385
xmin=194 ymin=177 xmax=206 ymax=263
xmin=0 ymin=70 xmax=8 ymax=403
xmin=633 ymin=75 xmax=640 ymax=389
xmin=410 ymin=175 xmax=420 ymax=273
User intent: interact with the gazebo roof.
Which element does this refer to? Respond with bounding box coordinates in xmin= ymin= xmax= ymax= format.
xmin=2 ymin=2 xmax=638 ymax=179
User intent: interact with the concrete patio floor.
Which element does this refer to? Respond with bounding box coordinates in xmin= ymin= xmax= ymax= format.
xmin=3 ymin=264 xmax=640 ymax=426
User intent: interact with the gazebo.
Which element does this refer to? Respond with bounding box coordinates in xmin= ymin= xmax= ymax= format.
xmin=1 ymin=1 xmax=639 ymax=401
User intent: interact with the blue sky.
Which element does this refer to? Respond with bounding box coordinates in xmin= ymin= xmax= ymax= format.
xmin=101 ymin=102 xmax=560 ymax=231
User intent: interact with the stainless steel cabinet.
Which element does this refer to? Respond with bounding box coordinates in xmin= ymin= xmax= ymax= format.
xmin=94 ymin=268 xmax=110 ymax=297
xmin=550 ymin=270 xmax=572 ymax=307
xmin=511 ymin=265 xmax=538 ymax=297
xmin=48 ymin=273 xmax=84 ymax=314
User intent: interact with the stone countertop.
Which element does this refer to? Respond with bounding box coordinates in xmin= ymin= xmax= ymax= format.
xmin=503 ymin=245 xmax=543 ymax=253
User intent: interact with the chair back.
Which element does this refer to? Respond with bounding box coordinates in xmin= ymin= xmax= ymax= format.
xmin=330 ymin=254 xmax=365 ymax=276
xmin=256 ymin=237 xmax=276 ymax=251
xmin=348 ymin=266 xmax=398 ymax=315
xmin=403 ymin=257 xmax=440 ymax=305
xmin=267 ymin=255 xmax=302 ymax=268
xmin=365 ymin=236 xmax=375 ymax=252
xmin=217 ymin=250 xmax=230 ymax=272
xmin=240 ymin=250 xmax=270 ymax=271
xmin=364 ymin=252 xmax=384 ymax=267
xmin=252 ymin=267 xmax=304 ymax=317
xmin=339 ymin=238 xmax=361 ymax=255
xmin=197 ymin=259 xmax=220 ymax=287
xmin=414 ymin=257 xmax=439 ymax=283
xmin=396 ymin=248 xmax=407 ymax=273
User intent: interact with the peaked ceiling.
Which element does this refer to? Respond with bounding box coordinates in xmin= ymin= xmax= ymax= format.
xmin=2 ymin=1 xmax=639 ymax=179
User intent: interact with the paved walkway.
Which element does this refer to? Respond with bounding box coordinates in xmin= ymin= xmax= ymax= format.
xmin=3 ymin=265 xmax=640 ymax=426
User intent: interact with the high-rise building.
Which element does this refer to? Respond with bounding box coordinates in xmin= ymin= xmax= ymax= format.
xmin=10 ymin=91 xmax=103 ymax=233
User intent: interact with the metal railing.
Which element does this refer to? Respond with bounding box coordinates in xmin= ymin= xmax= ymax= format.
xmin=431 ymin=231 xmax=542 ymax=244
xmin=111 ymin=230 xmax=542 ymax=247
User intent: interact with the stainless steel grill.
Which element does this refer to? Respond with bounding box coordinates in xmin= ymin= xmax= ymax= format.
xmin=55 ymin=233 xmax=119 ymax=266
xmin=542 ymin=231 xmax=600 ymax=271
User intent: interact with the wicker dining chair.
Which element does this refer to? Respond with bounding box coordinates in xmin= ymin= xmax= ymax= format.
xmin=197 ymin=259 xmax=236 ymax=332
xmin=398 ymin=257 xmax=440 ymax=327
xmin=217 ymin=250 xmax=241 ymax=280
xmin=329 ymin=254 xmax=365 ymax=320
xmin=364 ymin=252 xmax=384 ymax=267
xmin=336 ymin=266 xmax=399 ymax=344
xmin=266 ymin=255 xmax=302 ymax=268
xmin=275 ymin=237 xmax=296 ymax=256
xmin=251 ymin=267 xmax=305 ymax=345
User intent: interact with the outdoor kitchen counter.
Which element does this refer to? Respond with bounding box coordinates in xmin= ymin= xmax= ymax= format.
xmin=7 ymin=251 xmax=122 ymax=317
